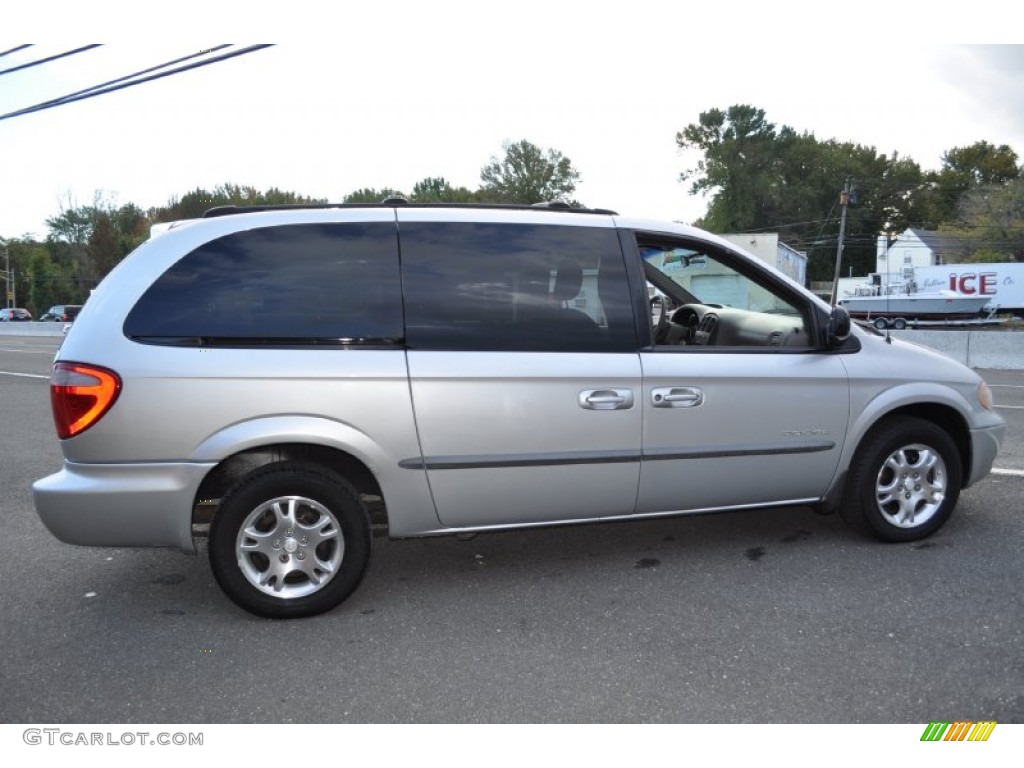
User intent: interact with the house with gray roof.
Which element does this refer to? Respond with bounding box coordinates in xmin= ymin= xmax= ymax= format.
xmin=875 ymin=228 xmax=973 ymax=280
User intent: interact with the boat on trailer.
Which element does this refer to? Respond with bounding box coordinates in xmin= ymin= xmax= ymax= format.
xmin=838 ymin=273 xmax=990 ymax=329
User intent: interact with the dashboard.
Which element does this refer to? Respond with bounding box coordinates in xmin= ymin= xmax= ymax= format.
xmin=657 ymin=303 xmax=811 ymax=348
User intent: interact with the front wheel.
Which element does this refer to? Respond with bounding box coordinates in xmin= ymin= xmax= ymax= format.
xmin=209 ymin=463 xmax=372 ymax=618
xmin=839 ymin=417 xmax=962 ymax=542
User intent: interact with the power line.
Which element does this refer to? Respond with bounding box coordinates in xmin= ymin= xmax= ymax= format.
xmin=740 ymin=217 xmax=838 ymax=232
xmin=0 ymin=44 xmax=101 ymax=77
xmin=0 ymin=45 xmax=273 ymax=122
xmin=0 ymin=45 xmax=32 ymax=59
xmin=18 ymin=45 xmax=233 ymax=116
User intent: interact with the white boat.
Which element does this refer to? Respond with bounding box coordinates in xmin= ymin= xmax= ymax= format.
xmin=838 ymin=273 xmax=990 ymax=325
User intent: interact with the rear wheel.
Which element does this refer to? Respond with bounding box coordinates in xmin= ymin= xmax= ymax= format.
xmin=839 ymin=417 xmax=962 ymax=542
xmin=209 ymin=462 xmax=371 ymax=618
xmin=892 ymin=317 xmax=907 ymax=330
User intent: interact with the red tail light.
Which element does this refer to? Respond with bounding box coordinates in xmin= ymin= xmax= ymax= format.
xmin=50 ymin=362 xmax=122 ymax=439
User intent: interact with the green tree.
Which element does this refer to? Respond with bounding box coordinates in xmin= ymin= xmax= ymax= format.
xmin=24 ymin=244 xmax=66 ymax=314
xmin=44 ymin=206 xmax=95 ymax=249
xmin=87 ymin=212 xmax=122 ymax=276
xmin=162 ymin=187 xmax=224 ymax=219
xmin=479 ymin=139 xmax=581 ymax=204
xmin=919 ymin=141 xmax=1021 ymax=226
xmin=1 ymin=238 xmax=69 ymax=314
xmin=410 ymin=177 xmax=475 ymax=203
xmin=942 ymin=177 xmax=1024 ymax=261
xmin=676 ymin=104 xmax=931 ymax=279
xmin=155 ymin=184 xmax=329 ymax=221
xmin=964 ymin=249 xmax=1010 ymax=263
xmin=943 ymin=141 xmax=1019 ymax=187
xmin=113 ymin=202 xmax=150 ymax=255
xmin=678 ymin=105 xmax=791 ymax=232
xmin=45 ymin=199 xmax=103 ymax=296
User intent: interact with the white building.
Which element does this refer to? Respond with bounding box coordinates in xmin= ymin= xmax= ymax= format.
xmin=874 ymin=229 xmax=973 ymax=284
xmin=719 ymin=233 xmax=807 ymax=285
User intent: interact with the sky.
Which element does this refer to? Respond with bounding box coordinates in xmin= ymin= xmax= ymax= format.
xmin=3 ymin=5 xmax=1023 ymax=241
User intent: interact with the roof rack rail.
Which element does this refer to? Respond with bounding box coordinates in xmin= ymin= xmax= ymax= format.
xmin=202 ymin=200 xmax=618 ymax=218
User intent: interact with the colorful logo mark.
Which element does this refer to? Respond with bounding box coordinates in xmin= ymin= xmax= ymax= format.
xmin=920 ymin=721 xmax=997 ymax=742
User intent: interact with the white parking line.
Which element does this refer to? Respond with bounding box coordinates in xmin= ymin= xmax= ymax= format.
xmin=992 ymin=468 xmax=1024 ymax=477
xmin=995 ymin=405 xmax=1024 ymax=410
xmin=0 ymin=370 xmax=48 ymax=379
xmin=0 ymin=347 xmax=55 ymax=354
xmin=990 ymin=384 xmax=1024 ymax=388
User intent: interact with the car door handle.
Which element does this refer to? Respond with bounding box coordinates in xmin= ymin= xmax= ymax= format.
xmin=651 ymin=386 xmax=704 ymax=408
xmin=578 ymin=389 xmax=635 ymax=410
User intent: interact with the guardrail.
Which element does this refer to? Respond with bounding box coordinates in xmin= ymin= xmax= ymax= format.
xmin=0 ymin=323 xmax=65 ymax=336
xmin=888 ymin=329 xmax=1023 ymax=370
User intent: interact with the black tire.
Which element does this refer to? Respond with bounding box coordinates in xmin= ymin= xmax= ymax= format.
xmin=872 ymin=317 xmax=889 ymax=330
xmin=209 ymin=462 xmax=372 ymax=618
xmin=839 ymin=416 xmax=962 ymax=542
xmin=892 ymin=318 xmax=907 ymax=330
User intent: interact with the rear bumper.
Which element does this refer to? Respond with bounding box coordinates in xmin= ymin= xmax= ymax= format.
xmin=967 ymin=422 xmax=1005 ymax=488
xmin=33 ymin=460 xmax=215 ymax=553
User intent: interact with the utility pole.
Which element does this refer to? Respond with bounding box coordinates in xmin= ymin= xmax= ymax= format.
xmin=829 ymin=178 xmax=851 ymax=306
xmin=1 ymin=238 xmax=10 ymax=309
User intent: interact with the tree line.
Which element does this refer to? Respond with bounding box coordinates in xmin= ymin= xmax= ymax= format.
xmin=677 ymin=104 xmax=1023 ymax=279
xmin=4 ymin=115 xmax=1022 ymax=313
xmin=2 ymin=139 xmax=579 ymax=313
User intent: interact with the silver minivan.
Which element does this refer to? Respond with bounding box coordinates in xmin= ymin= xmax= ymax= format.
xmin=33 ymin=203 xmax=1005 ymax=618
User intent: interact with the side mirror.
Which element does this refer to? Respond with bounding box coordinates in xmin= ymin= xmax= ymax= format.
xmin=827 ymin=305 xmax=851 ymax=346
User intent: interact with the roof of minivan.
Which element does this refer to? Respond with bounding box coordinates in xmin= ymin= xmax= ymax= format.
xmin=200 ymin=201 xmax=620 ymax=218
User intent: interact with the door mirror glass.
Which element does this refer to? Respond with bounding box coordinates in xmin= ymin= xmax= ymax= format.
xmin=827 ymin=305 xmax=851 ymax=345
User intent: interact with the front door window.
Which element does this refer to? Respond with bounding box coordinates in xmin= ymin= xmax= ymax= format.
xmin=641 ymin=242 xmax=812 ymax=350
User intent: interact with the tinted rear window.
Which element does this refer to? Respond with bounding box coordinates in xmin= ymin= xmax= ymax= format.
xmin=124 ymin=223 xmax=402 ymax=345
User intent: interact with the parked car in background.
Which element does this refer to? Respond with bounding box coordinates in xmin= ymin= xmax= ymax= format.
xmin=39 ymin=304 xmax=82 ymax=322
xmin=0 ymin=307 xmax=33 ymax=321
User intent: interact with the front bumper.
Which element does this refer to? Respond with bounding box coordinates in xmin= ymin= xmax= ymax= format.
xmin=33 ymin=460 xmax=216 ymax=553
xmin=967 ymin=422 xmax=1005 ymax=488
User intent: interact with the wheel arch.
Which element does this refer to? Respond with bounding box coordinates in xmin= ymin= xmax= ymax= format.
xmin=192 ymin=443 xmax=387 ymax=537
xmin=820 ymin=393 xmax=973 ymax=513
xmin=859 ymin=403 xmax=970 ymax=484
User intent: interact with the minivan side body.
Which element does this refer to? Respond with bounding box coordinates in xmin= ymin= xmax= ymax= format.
xmin=33 ymin=205 xmax=1005 ymax=617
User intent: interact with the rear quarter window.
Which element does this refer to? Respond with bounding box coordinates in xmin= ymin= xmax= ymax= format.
xmin=123 ymin=223 xmax=402 ymax=345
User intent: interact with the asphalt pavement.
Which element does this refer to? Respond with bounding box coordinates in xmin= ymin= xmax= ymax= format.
xmin=1 ymin=336 xmax=1022 ymax=723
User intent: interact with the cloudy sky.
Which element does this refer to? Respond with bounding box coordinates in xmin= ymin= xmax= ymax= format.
xmin=3 ymin=5 xmax=1022 ymax=240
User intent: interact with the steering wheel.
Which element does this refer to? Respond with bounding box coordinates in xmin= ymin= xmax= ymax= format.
xmin=671 ymin=306 xmax=700 ymax=345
